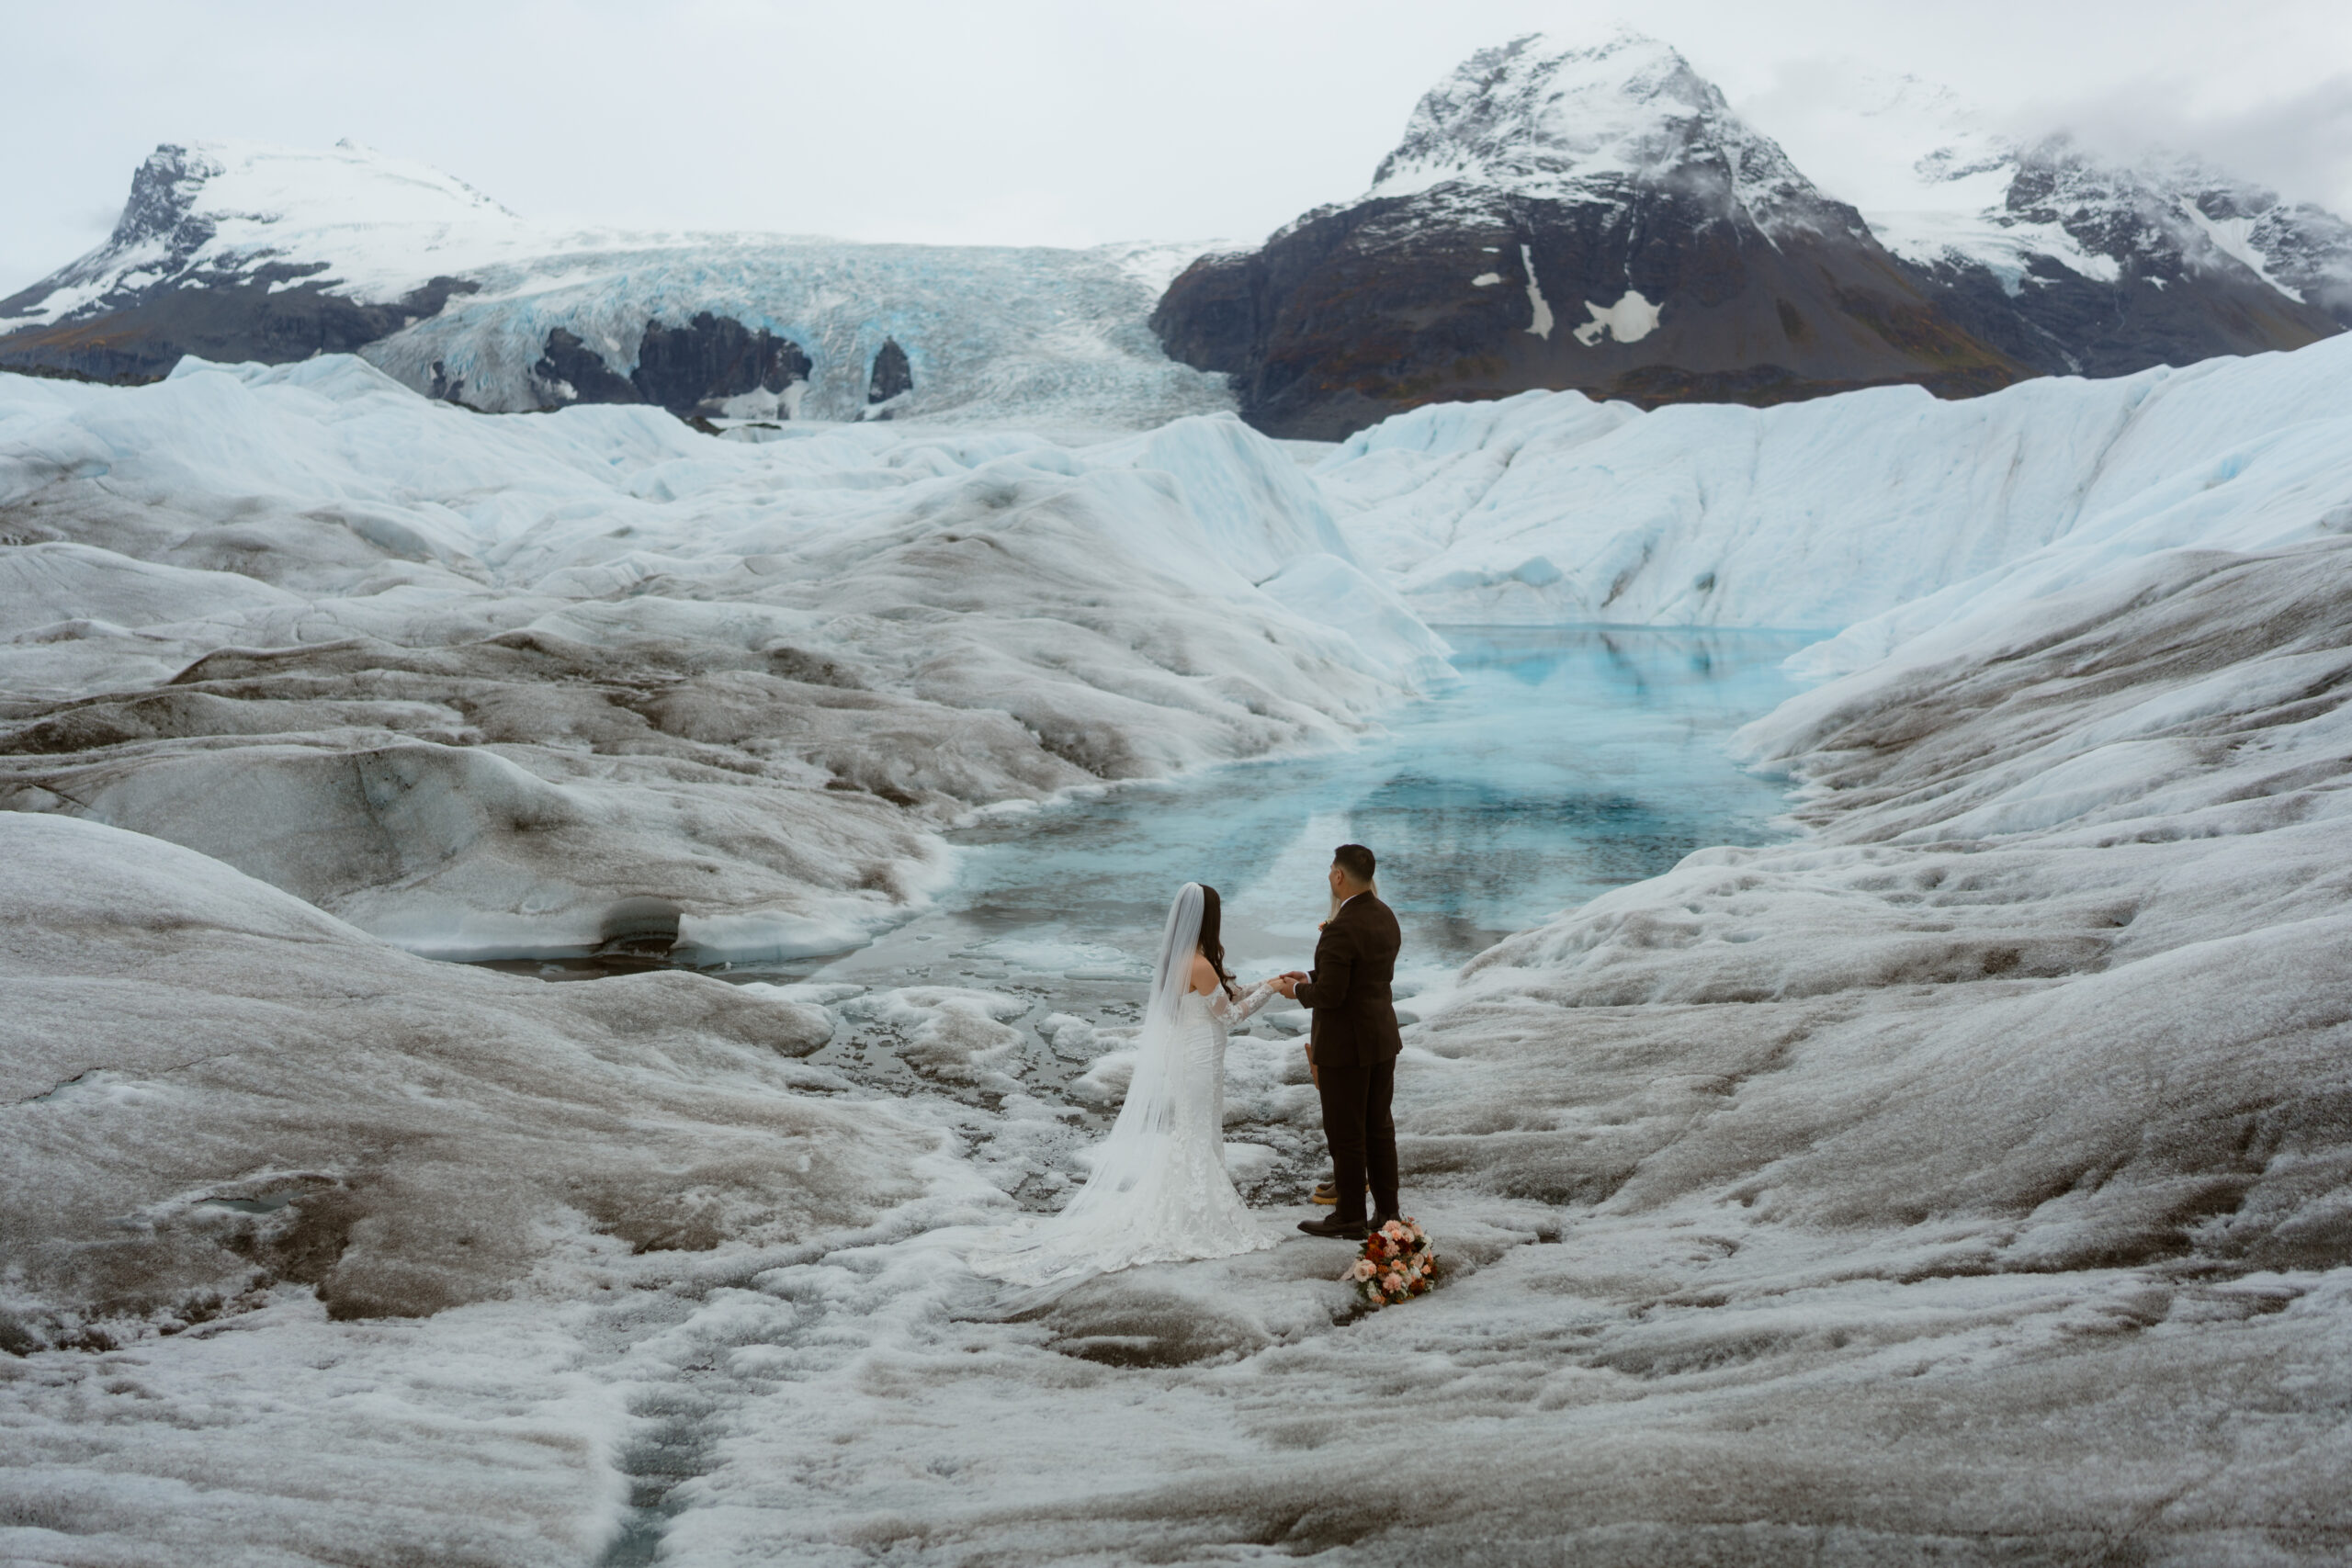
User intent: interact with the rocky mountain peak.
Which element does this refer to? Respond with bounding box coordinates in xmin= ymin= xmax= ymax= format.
xmin=0 ymin=139 xmax=537 ymax=386
xmin=1365 ymin=30 xmax=1849 ymax=239
xmin=1156 ymin=28 xmax=2019 ymax=438
xmin=6 ymin=139 xmax=526 ymax=333
xmin=108 ymin=143 xmax=223 ymax=253
xmin=0 ymin=139 xmax=545 ymax=389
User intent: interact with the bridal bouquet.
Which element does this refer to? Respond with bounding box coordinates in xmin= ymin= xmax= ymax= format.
xmin=1346 ymin=1218 xmax=1440 ymax=1308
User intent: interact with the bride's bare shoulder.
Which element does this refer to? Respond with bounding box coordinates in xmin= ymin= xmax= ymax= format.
xmin=1189 ymin=953 xmax=1219 ymax=994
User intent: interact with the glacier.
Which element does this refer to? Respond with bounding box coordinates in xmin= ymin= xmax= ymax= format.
xmin=0 ymin=140 xmax=1237 ymax=433
xmin=4 ymin=321 xmax=2351 ymax=1566
xmin=365 ymin=232 xmax=1236 ymax=432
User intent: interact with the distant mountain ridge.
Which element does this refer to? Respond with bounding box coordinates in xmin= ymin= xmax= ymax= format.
xmin=6 ymin=36 xmax=2347 ymax=438
xmin=1152 ymin=32 xmax=2029 ymax=437
xmin=1816 ymin=73 xmax=2351 ymax=378
xmin=0 ymin=141 xmax=1231 ymax=432
xmin=1152 ymin=32 xmax=2350 ymax=437
xmin=0 ymin=141 xmax=504 ymax=389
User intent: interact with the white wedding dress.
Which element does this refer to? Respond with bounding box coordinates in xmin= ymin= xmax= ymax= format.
xmin=969 ymin=884 xmax=1282 ymax=1292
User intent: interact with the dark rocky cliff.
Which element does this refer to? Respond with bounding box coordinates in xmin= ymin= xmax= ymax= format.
xmin=1155 ymin=191 xmax=2020 ymax=439
xmin=526 ymin=314 xmax=812 ymax=417
xmin=0 ymin=269 xmax=480 ymax=385
xmin=867 ymin=338 xmax=913 ymax=404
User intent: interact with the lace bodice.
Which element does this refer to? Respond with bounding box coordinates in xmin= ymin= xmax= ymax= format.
xmin=1182 ymin=979 xmax=1277 ymax=1134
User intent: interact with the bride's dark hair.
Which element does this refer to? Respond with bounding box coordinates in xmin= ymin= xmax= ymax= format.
xmin=1196 ymin=884 xmax=1238 ymax=997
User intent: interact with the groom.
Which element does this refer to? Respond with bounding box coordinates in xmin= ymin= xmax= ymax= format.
xmin=1275 ymin=843 xmax=1402 ymax=1241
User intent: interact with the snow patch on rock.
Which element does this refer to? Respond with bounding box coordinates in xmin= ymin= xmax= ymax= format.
xmin=1520 ymin=243 xmax=1555 ymax=339
xmin=1572 ymin=288 xmax=1661 ymax=346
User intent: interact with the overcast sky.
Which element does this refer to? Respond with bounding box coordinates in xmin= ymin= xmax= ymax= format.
xmin=6 ymin=0 xmax=2350 ymax=293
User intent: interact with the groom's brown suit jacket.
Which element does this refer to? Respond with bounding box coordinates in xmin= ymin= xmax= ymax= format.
xmin=1295 ymin=893 xmax=1403 ymax=1068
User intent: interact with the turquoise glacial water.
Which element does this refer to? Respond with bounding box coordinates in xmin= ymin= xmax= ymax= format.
xmin=811 ymin=625 xmax=1820 ymax=999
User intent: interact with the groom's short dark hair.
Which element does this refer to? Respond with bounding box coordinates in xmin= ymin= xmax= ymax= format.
xmin=1333 ymin=843 xmax=1376 ymax=885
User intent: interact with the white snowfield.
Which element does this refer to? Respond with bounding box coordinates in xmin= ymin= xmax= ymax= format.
xmin=4 ymin=334 xmax=2352 ymax=1562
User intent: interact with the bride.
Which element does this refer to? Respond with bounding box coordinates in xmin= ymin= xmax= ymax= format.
xmin=969 ymin=882 xmax=1282 ymax=1291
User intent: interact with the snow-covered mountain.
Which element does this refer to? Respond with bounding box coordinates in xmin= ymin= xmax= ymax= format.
xmin=0 ymin=141 xmax=528 ymax=378
xmin=1792 ymin=74 xmax=2350 ymax=376
xmin=0 ymin=141 xmax=1232 ymax=432
xmin=1154 ymin=31 xmax=2352 ymax=438
xmin=12 ymin=140 xmax=531 ymax=309
xmin=1153 ymin=31 xmax=2022 ymax=439
xmin=1363 ymin=29 xmax=1848 ymax=242
xmin=9 ymin=39 xmax=2349 ymax=442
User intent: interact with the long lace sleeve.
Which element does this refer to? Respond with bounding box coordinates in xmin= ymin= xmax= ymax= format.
xmin=1207 ymin=980 xmax=1281 ymax=1030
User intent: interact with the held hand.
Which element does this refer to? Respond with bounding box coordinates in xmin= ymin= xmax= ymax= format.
xmin=1272 ymin=976 xmax=1297 ymax=999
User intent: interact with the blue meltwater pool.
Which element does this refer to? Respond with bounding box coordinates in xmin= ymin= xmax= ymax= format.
xmin=807 ymin=625 xmax=1819 ymax=1003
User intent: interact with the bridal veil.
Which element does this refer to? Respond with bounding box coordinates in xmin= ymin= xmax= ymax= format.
xmin=968 ymin=882 xmax=1252 ymax=1293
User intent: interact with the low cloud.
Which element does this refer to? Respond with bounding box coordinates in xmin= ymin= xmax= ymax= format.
xmin=2004 ymin=73 xmax=2352 ymax=211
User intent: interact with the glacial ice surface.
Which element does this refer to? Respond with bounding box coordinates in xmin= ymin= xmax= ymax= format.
xmin=367 ymin=233 xmax=1238 ymax=432
xmin=1321 ymin=333 xmax=2352 ymax=646
xmin=0 ymin=355 xmax=1439 ymax=962
xmin=5 ymin=331 xmax=2352 ymax=1563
